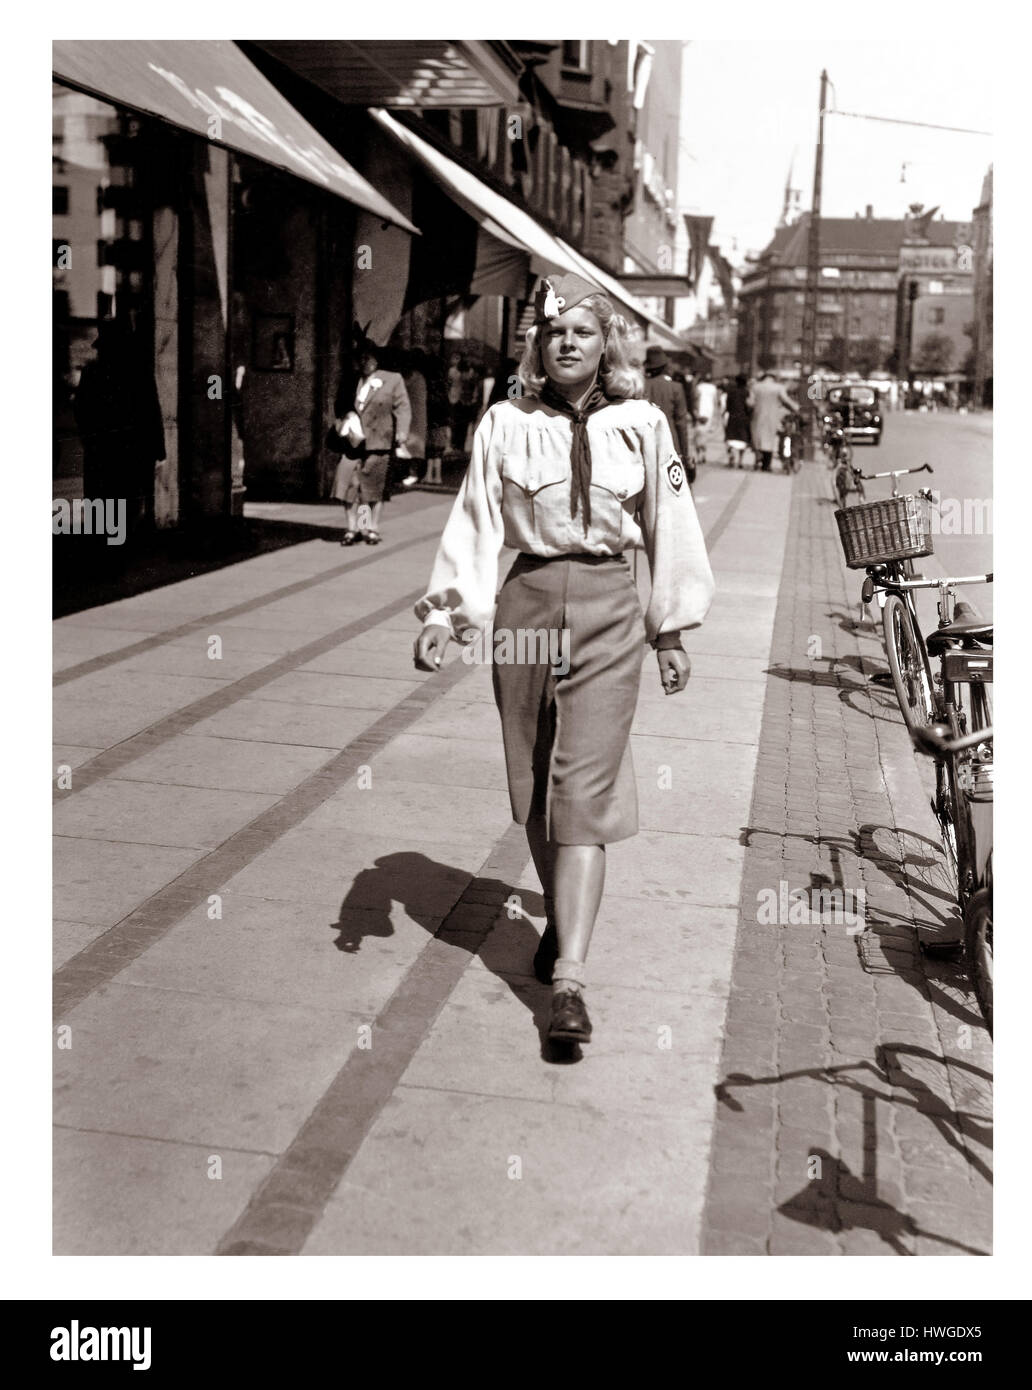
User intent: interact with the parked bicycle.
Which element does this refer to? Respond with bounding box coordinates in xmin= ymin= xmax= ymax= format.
xmin=911 ymin=720 xmax=993 ymax=1034
xmin=826 ymin=427 xmax=858 ymax=506
xmin=834 ymin=462 xmax=993 ymax=1033
xmin=778 ymin=411 xmax=803 ymax=474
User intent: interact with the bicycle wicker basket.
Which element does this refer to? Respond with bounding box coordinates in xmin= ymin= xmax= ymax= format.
xmin=834 ymin=493 xmax=933 ymax=569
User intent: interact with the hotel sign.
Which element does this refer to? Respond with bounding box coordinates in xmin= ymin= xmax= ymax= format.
xmin=899 ymin=245 xmax=972 ymax=273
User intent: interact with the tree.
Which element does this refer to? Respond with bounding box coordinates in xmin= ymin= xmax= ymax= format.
xmin=848 ymin=336 xmax=887 ymax=377
xmin=913 ymin=332 xmax=954 ymax=376
xmin=820 ymin=336 xmax=847 ymax=373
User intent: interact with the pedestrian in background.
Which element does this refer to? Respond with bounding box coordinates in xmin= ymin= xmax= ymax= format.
xmin=399 ymin=350 xmax=429 ymax=489
xmin=748 ymin=371 xmax=799 ymax=471
xmin=723 ymin=372 xmax=753 ymax=468
xmin=413 ymin=273 xmax=714 ymax=1048
xmin=694 ymin=372 xmax=718 ymax=433
xmin=334 ymin=338 xmax=411 ymax=545
xmin=643 ymin=346 xmax=691 ymax=478
xmin=73 ymin=319 xmax=166 ymax=539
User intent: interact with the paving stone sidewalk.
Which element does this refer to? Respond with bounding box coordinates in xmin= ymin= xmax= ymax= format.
xmin=53 ymin=467 xmax=791 ymax=1255
xmin=700 ymin=461 xmax=993 ymax=1256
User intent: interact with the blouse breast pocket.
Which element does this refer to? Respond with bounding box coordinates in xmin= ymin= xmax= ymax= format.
xmin=588 ymin=457 xmax=646 ymax=541
xmin=501 ymin=454 xmax=570 ymax=535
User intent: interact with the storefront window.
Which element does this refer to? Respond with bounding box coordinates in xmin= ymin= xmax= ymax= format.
xmin=53 ymin=82 xmax=152 ymax=505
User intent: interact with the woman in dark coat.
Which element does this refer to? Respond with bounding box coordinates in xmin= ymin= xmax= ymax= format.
xmin=723 ymin=373 xmax=752 ymax=468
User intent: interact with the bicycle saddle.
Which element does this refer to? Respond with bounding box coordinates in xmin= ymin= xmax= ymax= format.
xmin=926 ymin=601 xmax=993 ymax=655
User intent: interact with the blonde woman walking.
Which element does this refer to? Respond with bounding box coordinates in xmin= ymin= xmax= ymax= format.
xmin=413 ymin=274 xmax=714 ymax=1045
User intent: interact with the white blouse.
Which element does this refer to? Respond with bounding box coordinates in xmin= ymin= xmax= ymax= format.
xmin=415 ymin=394 xmax=715 ymax=646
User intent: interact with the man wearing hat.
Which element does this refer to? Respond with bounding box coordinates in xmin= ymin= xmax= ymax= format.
xmin=332 ymin=337 xmax=411 ymax=545
xmin=643 ymin=346 xmax=692 ymax=485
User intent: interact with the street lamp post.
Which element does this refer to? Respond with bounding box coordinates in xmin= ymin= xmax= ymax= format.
xmin=802 ymin=68 xmax=829 ymax=459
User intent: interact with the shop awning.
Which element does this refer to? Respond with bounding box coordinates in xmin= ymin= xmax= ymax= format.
xmin=255 ymin=40 xmax=522 ymax=108
xmin=369 ymin=108 xmax=574 ymax=278
xmin=370 ymin=109 xmax=686 ymax=347
xmin=553 ymin=237 xmax=687 ymax=350
xmin=52 ymin=40 xmax=419 ymax=234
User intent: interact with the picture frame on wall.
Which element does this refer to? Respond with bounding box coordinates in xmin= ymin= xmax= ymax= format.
xmin=253 ymin=312 xmax=295 ymax=371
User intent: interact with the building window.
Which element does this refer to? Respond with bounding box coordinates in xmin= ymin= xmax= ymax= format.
xmin=53 ymin=185 xmax=69 ymax=215
xmin=562 ymin=40 xmax=588 ymax=69
xmin=930 ymin=306 xmax=945 ymax=325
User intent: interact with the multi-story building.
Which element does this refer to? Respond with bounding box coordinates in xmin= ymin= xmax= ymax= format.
xmin=616 ymin=40 xmax=687 ymax=324
xmin=896 ymin=204 xmax=973 ymax=381
xmin=971 ymin=166 xmax=993 ymax=406
xmin=737 ymin=207 xmax=972 ymax=380
xmin=738 ymin=209 xmax=901 ymax=377
xmin=54 ymin=37 xmax=692 ymax=555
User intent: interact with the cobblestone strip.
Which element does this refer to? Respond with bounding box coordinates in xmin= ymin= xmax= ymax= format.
xmin=701 ymin=462 xmax=992 ymax=1256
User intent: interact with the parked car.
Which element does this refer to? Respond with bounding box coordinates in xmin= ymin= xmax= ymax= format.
xmin=823 ymin=384 xmax=882 ymax=445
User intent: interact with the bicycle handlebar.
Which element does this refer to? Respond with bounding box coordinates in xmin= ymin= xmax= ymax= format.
xmin=911 ymin=723 xmax=993 ymax=758
xmin=857 ymin=464 xmax=933 ymax=481
xmin=885 ymin=572 xmax=993 ymax=591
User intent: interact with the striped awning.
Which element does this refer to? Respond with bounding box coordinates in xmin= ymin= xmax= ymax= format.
xmin=53 ymin=39 xmax=419 ymax=234
xmin=254 ymin=40 xmax=522 ymax=108
xmin=370 ymin=109 xmax=686 ymax=347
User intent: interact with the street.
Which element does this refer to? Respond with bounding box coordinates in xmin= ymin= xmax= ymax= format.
xmin=53 ymin=413 xmax=992 ymax=1256
xmin=844 ymin=410 xmax=993 ymax=620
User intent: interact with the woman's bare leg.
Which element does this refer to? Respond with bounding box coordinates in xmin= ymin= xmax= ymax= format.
xmin=553 ymin=844 xmax=605 ymax=965
xmin=524 ymin=810 xmax=555 ymax=917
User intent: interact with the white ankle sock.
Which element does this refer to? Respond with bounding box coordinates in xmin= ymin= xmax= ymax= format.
xmin=552 ymin=957 xmax=586 ymax=994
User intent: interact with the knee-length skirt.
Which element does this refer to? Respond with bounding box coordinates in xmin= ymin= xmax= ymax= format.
xmin=491 ymin=552 xmax=646 ymax=845
xmin=332 ymin=451 xmax=390 ymax=505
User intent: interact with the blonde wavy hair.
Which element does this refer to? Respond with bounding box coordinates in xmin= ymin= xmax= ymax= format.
xmin=517 ymin=292 xmax=644 ymax=400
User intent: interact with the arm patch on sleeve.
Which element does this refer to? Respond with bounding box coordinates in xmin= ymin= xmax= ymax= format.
xmin=665 ymin=457 xmax=686 ymax=495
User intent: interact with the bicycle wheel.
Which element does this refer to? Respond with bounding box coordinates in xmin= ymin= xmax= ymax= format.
xmin=964 ymin=884 xmax=993 ymax=1034
xmin=882 ymin=592 xmax=935 ymax=731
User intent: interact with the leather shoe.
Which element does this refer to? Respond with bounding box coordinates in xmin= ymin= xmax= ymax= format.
xmin=548 ymin=989 xmax=592 ymax=1044
xmin=532 ymin=923 xmax=558 ymax=984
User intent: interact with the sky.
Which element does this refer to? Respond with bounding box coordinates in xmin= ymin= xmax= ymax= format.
xmin=678 ymin=40 xmax=994 ymax=262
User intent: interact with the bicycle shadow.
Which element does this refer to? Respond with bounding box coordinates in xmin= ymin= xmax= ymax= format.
xmin=740 ymin=822 xmax=976 ymax=1028
xmin=327 ymin=850 xmax=580 ymax=1064
xmin=765 ymin=657 xmax=904 ymax=726
xmin=715 ymin=1046 xmax=991 ymax=1254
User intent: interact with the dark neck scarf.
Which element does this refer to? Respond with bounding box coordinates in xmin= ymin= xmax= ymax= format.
xmin=540 ymin=378 xmax=612 ymax=531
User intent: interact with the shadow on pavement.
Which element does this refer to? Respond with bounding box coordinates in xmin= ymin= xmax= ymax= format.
xmin=741 ymin=821 xmax=972 ymax=1023
xmin=716 ymin=1047 xmax=991 ymax=1254
xmin=329 ymin=850 xmax=586 ymax=1064
xmin=765 ymin=657 xmax=905 ymax=725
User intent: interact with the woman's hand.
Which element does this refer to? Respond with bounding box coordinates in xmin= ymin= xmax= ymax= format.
xmin=657 ymin=648 xmax=690 ymax=695
xmin=413 ymin=624 xmax=450 ymax=672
